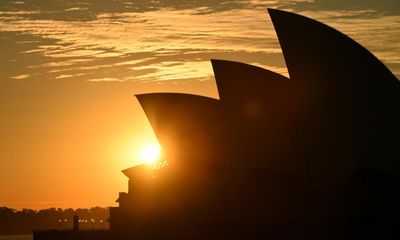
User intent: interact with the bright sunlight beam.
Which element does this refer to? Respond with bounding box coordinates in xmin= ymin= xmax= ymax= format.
xmin=141 ymin=144 xmax=161 ymax=164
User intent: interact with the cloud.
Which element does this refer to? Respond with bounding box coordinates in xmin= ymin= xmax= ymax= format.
xmin=285 ymin=0 xmax=400 ymax=16
xmin=0 ymin=0 xmax=398 ymax=83
xmin=10 ymin=74 xmax=30 ymax=80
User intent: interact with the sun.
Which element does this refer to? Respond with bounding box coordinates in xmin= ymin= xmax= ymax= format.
xmin=141 ymin=144 xmax=161 ymax=164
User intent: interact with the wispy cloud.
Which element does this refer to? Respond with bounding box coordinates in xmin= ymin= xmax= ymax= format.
xmin=87 ymin=77 xmax=122 ymax=82
xmin=0 ymin=0 xmax=398 ymax=83
xmin=10 ymin=74 xmax=30 ymax=80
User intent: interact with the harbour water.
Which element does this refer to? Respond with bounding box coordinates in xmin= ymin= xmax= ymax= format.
xmin=0 ymin=236 xmax=32 ymax=240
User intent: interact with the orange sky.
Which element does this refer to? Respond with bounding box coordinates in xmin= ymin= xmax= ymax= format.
xmin=0 ymin=0 xmax=399 ymax=209
xmin=0 ymin=77 xmax=218 ymax=209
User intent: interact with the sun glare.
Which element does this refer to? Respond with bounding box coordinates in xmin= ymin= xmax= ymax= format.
xmin=141 ymin=144 xmax=161 ymax=164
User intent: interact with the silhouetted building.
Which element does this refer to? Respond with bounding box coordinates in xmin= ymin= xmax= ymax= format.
xmin=109 ymin=164 xmax=166 ymax=231
xmin=34 ymin=8 xmax=400 ymax=240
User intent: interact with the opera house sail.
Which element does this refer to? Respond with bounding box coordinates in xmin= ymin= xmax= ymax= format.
xmin=268 ymin=9 xmax=400 ymax=187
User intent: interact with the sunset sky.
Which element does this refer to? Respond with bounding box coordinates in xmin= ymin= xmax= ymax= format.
xmin=1 ymin=0 xmax=399 ymax=209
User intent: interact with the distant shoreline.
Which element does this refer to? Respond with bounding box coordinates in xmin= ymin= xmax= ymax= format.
xmin=0 ymin=207 xmax=109 ymax=236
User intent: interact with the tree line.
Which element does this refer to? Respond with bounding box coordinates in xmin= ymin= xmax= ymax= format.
xmin=0 ymin=206 xmax=109 ymax=235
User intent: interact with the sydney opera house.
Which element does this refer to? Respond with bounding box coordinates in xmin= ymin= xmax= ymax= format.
xmin=35 ymin=8 xmax=400 ymax=240
xmin=107 ymin=8 xmax=400 ymax=239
